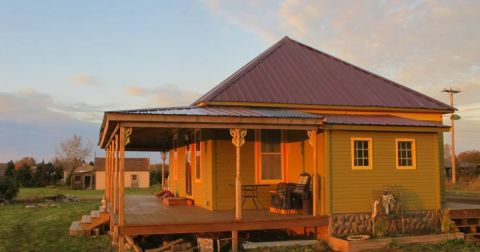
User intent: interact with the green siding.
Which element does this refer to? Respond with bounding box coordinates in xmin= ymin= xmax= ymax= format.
xmin=330 ymin=130 xmax=440 ymax=214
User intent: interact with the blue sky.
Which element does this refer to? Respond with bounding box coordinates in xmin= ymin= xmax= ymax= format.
xmin=0 ymin=0 xmax=479 ymax=162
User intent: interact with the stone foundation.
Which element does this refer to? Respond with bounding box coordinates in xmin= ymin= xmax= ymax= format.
xmin=332 ymin=210 xmax=439 ymax=237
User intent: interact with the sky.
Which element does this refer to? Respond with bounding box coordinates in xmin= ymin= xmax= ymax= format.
xmin=0 ymin=0 xmax=479 ymax=163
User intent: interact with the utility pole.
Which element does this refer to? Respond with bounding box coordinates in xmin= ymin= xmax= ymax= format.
xmin=442 ymin=88 xmax=461 ymax=184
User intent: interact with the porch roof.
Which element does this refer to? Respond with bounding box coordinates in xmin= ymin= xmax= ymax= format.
xmin=323 ymin=114 xmax=449 ymax=128
xmin=98 ymin=106 xmax=325 ymax=149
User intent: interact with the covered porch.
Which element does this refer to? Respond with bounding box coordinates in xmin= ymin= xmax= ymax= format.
xmin=98 ymin=106 xmax=327 ymax=251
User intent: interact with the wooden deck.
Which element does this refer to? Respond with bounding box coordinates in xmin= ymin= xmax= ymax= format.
xmin=116 ymin=195 xmax=329 ymax=236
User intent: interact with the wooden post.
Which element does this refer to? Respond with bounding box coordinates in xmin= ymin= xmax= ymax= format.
xmin=308 ymin=130 xmax=318 ymax=216
xmin=112 ymin=134 xmax=119 ymax=247
xmin=442 ymin=88 xmax=460 ymax=184
xmin=230 ymin=128 xmax=247 ymax=252
xmin=105 ymin=145 xmax=110 ymax=204
xmin=118 ymin=127 xmax=130 ymax=252
xmin=161 ymin=151 xmax=166 ymax=190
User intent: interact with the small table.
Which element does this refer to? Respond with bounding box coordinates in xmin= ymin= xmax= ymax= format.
xmin=230 ymin=184 xmax=270 ymax=210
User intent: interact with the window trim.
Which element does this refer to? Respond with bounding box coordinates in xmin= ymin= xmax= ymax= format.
xmin=255 ymin=129 xmax=286 ymax=184
xmin=395 ymin=138 xmax=416 ymax=170
xmin=194 ymin=130 xmax=203 ymax=183
xmin=351 ymin=137 xmax=373 ymax=170
xmin=173 ymin=135 xmax=178 ymax=180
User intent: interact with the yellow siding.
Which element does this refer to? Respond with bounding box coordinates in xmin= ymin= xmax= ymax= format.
xmin=329 ymin=130 xmax=440 ymax=214
xmin=212 ymin=130 xmax=324 ymax=211
xmin=167 ymin=130 xmax=214 ymax=210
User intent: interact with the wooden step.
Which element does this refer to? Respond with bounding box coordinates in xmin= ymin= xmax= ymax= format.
xmin=69 ymin=221 xmax=82 ymax=236
xmin=81 ymin=215 xmax=91 ymax=224
xmin=90 ymin=210 xmax=100 ymax=218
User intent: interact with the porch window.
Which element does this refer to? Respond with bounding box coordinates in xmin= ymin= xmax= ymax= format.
xmin=257 ymin=130 xmax=284 ymax=183
xmin=194 ymin=130 xmax=202 ymax=182
xmin=396 ymin=139 xmax=416 ymax=169
xmin=351 ymin=137 xmax=373 ymax=170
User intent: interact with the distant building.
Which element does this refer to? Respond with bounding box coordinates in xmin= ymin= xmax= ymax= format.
xmin=93 ymin=157 xmax=150 ymax=189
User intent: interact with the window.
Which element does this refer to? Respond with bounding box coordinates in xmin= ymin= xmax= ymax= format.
xmin=256 ymin=130 xmax=284 ymax=183
xmin=194 ymin=130 xmax=202 ymax=182
xmin=351 ymin=137 xmax=373 ymax=170
xmin=173 ymin=137 xmax=178 ymax=180
xmin=396 ymin=139 xmax=416 ymax=169
xmin=131 ymin=174 xmax=138 ymax=181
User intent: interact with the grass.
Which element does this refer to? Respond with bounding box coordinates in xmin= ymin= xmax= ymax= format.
xmin=0 ymin=186 xmax=160 ymax=252
xmin=364 ymin=239 xmax=480 ymax=252
xmin=17 ymin=184 xmax=161 ymax=200
xmin=0 ymin=200 xmax=112 ymax=252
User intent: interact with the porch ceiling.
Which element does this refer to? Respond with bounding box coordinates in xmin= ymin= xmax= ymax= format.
xmin=98 ymin=106 xmax=325 ymax=150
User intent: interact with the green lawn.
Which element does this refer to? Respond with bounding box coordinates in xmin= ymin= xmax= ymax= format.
xmin=17 ymin=184 xmax=161 ymax=200
xmin=0 ymin=186 xmax=160 ymax=252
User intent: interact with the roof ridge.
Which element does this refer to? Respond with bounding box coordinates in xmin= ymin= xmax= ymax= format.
xmin=192 ymin=36 xmax=290 ymax=105
xmin=285 ymin=38 xmax=452 ymax=110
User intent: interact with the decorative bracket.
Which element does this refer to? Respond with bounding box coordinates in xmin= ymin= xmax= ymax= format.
xmin=230 ymin=129 xmax=247 ymax=148
xmin=307 ymin=130 xmax=316 ymax=147
xmin=124 ymin=127 xmax=133 ymax=146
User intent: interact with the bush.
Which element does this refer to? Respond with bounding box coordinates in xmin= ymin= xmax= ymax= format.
xmin=0 ymin=176 xmax=19 ymax=201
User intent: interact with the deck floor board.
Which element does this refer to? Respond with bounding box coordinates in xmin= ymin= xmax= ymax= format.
xmin=119 ymin=195 xmax=328 ymax=236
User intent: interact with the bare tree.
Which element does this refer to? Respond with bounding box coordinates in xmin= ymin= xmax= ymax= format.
xmin=56 ymin=135 xmax=92 ymax=186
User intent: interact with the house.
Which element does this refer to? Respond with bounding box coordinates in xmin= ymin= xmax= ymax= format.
xmin=70 ymin=158 xmax=150 ymax=190
xmin=97 ymin=37 xmax=451 ymax=251
xmin=71 ymin=163 xmax=95 ymax=190
xmin=93 ymin=157 xmax=150 ymax=189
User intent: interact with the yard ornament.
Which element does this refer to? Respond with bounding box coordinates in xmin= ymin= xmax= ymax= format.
xmin=382 ymin=192 xmax=396 ymax=215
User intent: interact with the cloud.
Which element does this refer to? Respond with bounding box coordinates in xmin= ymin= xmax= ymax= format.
xmin=122 ymin=84 xmax=202 ymax=108
xmin=0 ymin=90 xmax=101 ymax=162
xmin=123 ymin=85 xmax=147 ymax=96
xmin=70 ymin=73 xmax=99 ymax=86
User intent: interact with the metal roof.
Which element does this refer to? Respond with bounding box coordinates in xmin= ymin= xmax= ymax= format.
xmin=111 ymin=106 xmax=323 ymax=119
xmin=194 ymin=36 xmax=452 ymax=111
xmin=323 ymin=114 xmax=448 ymax=128
xmin=94 ymin=157 xmax=149 ymax=171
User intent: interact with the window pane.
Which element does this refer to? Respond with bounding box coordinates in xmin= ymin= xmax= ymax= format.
xmin=261 ymin=130 xmax=281 ymax=153
xmin=261 ymin=154 xmax=282 ymax=180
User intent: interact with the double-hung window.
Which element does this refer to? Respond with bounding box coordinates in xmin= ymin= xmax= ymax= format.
xmin=396 ymin=139 xmax=416 ymax=169
xmin=351 ymin=137 xmax=373 ymax=170
xmin=257 ymin=130 xmax=284 ymax=183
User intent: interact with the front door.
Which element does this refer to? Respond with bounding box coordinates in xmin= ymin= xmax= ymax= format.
xmin=185 ymin=145 xmax=192 ymax=196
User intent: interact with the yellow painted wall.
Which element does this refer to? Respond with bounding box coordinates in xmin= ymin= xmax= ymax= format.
xmin=167 ymin=130 xmax=213 ymax=210
xmin=328 ymin=130 xmax=440 ymax=214
xmin=211 ymin=129 xmax=323 ymax=211
xmin=95 ymin=171 xmax=150 ymax=189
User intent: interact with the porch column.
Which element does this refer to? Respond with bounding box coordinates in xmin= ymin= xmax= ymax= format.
xmin=160 ymin=151 xmax=166 ymax=190
xmin=112 ymin=134 xmax=119 ymax=247
xmin=105 ymin=145 xmax=108 ymax=202
xmin=308 ymin=130 xmax=318 ymax=216
xmin=230 ymin=128 xmax=247 ymax=252
xmin=118 ymin=127 xmax=131 ymax=252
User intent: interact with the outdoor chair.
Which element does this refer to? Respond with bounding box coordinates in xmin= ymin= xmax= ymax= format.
xmin=270 ymin=182 xmax=295 ymax=212
xmin=291 ymin=173 xmax=311 ymax=214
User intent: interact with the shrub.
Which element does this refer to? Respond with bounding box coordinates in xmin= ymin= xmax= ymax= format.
xmin=0 ymin=176 xmax=19 ymax=201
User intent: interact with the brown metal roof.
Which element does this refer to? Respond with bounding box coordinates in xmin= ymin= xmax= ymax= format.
xmin=194 ymin=36 xmax=452 ymax=111
xmin=113 ymin=106 xmax=322 ymax=119
xmin=94 ymin=157 xmax=150 ymax=172
xmin=323 ymin=114 xmax=449 ymax=128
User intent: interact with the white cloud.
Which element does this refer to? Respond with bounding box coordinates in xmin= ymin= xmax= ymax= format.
xmin=123 ymin=85 xmax=147 ymax=96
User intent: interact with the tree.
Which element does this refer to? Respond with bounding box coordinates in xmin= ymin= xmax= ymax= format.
xmin=17 ymin=163 xmax=34 ymax=187
xmin=457 ymin=150 xmax=480 ymax=165
xmin=0 ymin=161 xmax=19 ymax=201
xmin=55 ymin=135 xmax=92 ymax=186
xmin=14 ymin=157 xmax=35 ymax=170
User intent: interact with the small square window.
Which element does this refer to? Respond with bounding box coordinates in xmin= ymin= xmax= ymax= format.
xmin=352 ymin=138 xmax=373 ymax=170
